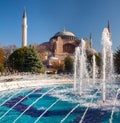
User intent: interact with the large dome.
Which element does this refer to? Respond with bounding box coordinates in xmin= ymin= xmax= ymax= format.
xmin=54 ymin=29 xmax=75 ymax=37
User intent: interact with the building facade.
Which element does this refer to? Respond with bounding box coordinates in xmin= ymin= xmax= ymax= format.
xmin=35 ymin=29 xmax=98 ymax=70
xmin=49 ymin=29 xmax=80 ymax=61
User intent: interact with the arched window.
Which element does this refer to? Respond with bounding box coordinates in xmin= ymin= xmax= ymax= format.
xmin=63 ymin=43 xmax=75 ymax=53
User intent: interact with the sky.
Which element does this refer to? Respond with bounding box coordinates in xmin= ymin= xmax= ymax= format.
xmin=0 ymin=0 xmax=120 ymax=52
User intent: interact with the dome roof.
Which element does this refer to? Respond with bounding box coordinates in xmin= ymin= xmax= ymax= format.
xmin=54 ymin=29 xmax=75 ymax=37
xmin=86 ymin=48 xmax=98 ymax=56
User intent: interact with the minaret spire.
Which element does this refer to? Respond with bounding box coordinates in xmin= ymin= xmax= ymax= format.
xmin=108 ymin=19 xmax=110 ymax=33
xmin=22 ymin=7 xmax=27 ymax=47
xmin=90 ymin=33 xmax=92 ymax=48
xmin=23 ymin=7 xmax=27 ymax=18
xmin=63 ymin=27 xmax=66 ymax=32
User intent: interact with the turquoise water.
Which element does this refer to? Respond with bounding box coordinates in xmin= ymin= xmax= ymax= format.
xmin=0 ymin=84 xmax=120 ymax=123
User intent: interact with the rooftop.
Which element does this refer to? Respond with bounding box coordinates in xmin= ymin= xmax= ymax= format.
xmin=54 ymin=29 xmax=76 ymax=37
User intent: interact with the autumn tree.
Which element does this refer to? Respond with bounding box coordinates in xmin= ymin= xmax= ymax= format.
xmin=0 ymin=47 xmax=5 ymax=72
xmin=52 ymin=62 xmax=64 ymax=73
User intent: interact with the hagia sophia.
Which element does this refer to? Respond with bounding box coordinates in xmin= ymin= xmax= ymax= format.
xmin=38 ymin=29 xmax=98 ymax=67
xmin=22 ymin=9 xmax=110 ymax=71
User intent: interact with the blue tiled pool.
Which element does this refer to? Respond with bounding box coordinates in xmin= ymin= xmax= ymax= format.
xmin=0 ymin=84 xmax=120 ymax=123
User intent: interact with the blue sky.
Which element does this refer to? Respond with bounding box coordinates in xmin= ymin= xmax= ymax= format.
xmin=0 ymin=0 xmax=120 ymax=52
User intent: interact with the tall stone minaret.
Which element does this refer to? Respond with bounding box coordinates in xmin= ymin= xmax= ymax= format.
xmin=108 ymin=19 xmax=111 ymax=33
xmin=90 ymin=33 xmax=92 ymax=48
xmin=22 ymin=8 xmax=27 ymax=47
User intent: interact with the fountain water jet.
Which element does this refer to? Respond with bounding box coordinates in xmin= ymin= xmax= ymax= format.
xmin=101 ymin=28 xmax=113 ymax=102
xmin=74 ymin=39 xmax=90 ymax=95
xmin=109 ymin=88 xmax=120 ymax=123
xmin=74 ymin=26 xmax=114 ymax=103
xmin=92 ymin=55 xmax=96 ymax=84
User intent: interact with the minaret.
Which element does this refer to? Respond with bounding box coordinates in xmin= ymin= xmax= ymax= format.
xmin=108 ymin=19 xmax=110 ymax=33
xmin=22 ymin=8 xmax=27 ymax=47
xmin=63 ymin=27 xmax=66 ymax=32
xmin=90 ymin=33 xmax=92 ymax=48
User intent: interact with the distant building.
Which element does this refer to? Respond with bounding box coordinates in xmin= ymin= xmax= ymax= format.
xmin=35 ymin=29 xmax=98 ymax=69
xmin=22 ymin=10 xmax=111 ymax=71
xmin=49 ymin=29 xmax=80 ymax=61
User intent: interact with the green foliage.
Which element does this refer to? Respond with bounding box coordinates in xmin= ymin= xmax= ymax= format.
xmin=114 ymin=47 xmax=120 ymax=74
xmin=64 ymin=56 xmax=73 ymax=73
xmin=95 ymin=55 xmax=101 ymax=67
xmin=0 ymin=65 xmax=4 ymax=72
xmin=0 ymin=48 xmax=5 ymax=72
xmin=8 ymin=46 xmax=44 ymax=73
xmin=87 ymin=54 xmax=101 ymax=77
xmin=87 ymin=54 xmax=101 ymax=67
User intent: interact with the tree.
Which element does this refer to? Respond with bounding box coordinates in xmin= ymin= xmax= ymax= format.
xmin=3 ymin=45 xmax=17 ymax=72
xmin=52 ymin=62 xmax=64 ymax=73
xmin=8 ymin=46 xmax=44 ymax=73
xmin=87 ymin=54 xmax=101 ymax=78
xmin=87 ymin=54 xmax=101 ymax=68
xmin=114 ymin=47 xmax=120 ymax=74
xmin=0 ymin=48 xmax=5 ymax=72
xmin=3 ymin=45 xmax=17 ymax=59
xmin=64 ymin=56 xmax=73 ymax=73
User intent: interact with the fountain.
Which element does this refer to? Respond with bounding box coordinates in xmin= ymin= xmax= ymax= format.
xmin=92 ymin=55 xmax=96 ymax=84
xmin=73 ymin=26 xmax=120 ymax=122
xmin=74 ymin=27 xmax=114 ymax=101
xmin=0 ymin=26 xmax=119 ymax=123
xmin=74 ymin=39 xmax=90 ymax=95
xmin=101 ymin=28 xmax=113 ymax=102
